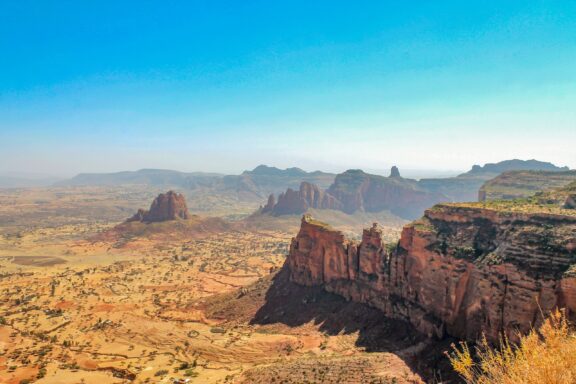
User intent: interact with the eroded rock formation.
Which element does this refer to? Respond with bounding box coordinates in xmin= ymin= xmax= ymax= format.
xmin=261 ymin=193 xmax=276 ymax=213
xmin=390 ymin=166 xmax=401 ymax=178
xmin=266 ymin=182 xmax=343 ymax=215
xmin=261 ymin=169 xmax=448 ymax=220
xmin=287 ymin=208 xmax=576 ymax=342
xmin=127 ymin=191 xmax=190 ymax=223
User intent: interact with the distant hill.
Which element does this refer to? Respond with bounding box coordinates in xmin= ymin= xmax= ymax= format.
xmin=56 ymin=169 xmax=223 ymax=188
xmin=0 ymin=175 xmax=61 ymax=188
xmin=418 ymin=159 xmax=570 ymax=202
xmin=56 ymin=165 xmax=336 ymax=202
xmin=45 ymin=160 xmax=574 ymax=216
xmin=464 ymin=159 xmax=569 ymax=176
xmin=479 ymin=170 xmax=576 ymax=201
xmin=221 ymin=165 xmax=335 ymax=199
xmin=327 ymin=169 xmax=448 ymax=219
xmin=256 ymin=167 xmax=448 ymax=220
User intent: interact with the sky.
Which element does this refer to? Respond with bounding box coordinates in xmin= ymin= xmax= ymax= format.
xmin=1 ymin=0 xmax=575 ymax=177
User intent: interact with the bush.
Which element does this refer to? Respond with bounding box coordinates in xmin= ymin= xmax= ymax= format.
xmin=154 ymin=369 xmax=169 ymax=377
xmin=449 ymin=309 xmax=576 ymax=384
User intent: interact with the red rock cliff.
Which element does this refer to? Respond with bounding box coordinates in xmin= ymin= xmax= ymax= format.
xmin=287 ymin=208 xmax=576 ymax=342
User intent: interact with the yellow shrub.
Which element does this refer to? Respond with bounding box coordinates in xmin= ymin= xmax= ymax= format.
xmin=449 ymin=309 xmax=576 ymax=384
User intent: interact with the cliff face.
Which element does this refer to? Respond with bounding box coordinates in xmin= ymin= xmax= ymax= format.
xmin=127 ymin=191 xmax=190 ymax=223
xmin=266 ymin=182 xmax=343 ymax=216
xmin=287 ymin=208 xmax=576 ymax=342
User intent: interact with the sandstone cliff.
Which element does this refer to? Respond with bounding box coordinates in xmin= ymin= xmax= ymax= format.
xmin=287 ymin=206 xmax=576 ymax=343
xmin=127 ymin=191 xmax=190 ymax=223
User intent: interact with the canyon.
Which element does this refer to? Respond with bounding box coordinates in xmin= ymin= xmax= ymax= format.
xmin=287 ymin=201 xmax=576 ymax=343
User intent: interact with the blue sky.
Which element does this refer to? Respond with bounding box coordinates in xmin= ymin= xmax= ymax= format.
xmin=1 ymin=1 xmax=575 ymax=176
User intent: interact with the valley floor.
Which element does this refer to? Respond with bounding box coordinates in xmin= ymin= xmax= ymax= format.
xmin=0 ymin=187 xmax=437 ymax=384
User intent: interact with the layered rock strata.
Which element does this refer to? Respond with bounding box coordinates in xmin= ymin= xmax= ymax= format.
xmin=287 ymin=209 xmax=576 ymax=342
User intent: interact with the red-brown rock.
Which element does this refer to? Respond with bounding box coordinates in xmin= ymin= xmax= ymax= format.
xmin=287 ymin=207 xmax=576 ymax=343
xmin=261 ymin=193 xmax=276 ymax=213
xmin=127 ymin=191 xmax=190 ymax=223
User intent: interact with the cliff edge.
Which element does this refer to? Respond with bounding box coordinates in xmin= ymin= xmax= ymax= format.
xmin=287 ymin=204 xmax=576 ymax=342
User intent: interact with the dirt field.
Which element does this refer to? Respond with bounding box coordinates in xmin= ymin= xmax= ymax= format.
xmin=0 ymin=186 xmax=428 ymax=384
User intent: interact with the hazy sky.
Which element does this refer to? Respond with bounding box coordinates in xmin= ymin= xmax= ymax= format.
xmin=1 ymin=1 xmax=575 ymax=177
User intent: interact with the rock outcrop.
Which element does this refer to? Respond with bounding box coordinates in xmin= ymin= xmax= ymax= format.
xmin=261 ymin=194 xmax=276 ymax=213
xmin=127 ymin=191 xmax=190 ymax=223
xmin=287 ymin=207 xmax=576 ymax=343
xmin=264 ymin=182 xmax=343 ymax=216
xmin=390 ymin=166 xmax=401 ymax=178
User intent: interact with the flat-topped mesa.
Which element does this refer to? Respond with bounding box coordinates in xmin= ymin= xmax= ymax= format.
xmin=127 ymin=191 xmax=190 ymax=223
xmin=286 ymin=207 xmax=576 ymax=343
xmin=267 ymin=182 xmax=343 ymax=216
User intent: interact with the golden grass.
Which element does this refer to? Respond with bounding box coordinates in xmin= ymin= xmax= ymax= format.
xmin=449 ymin=309 xmax=576 ymax=384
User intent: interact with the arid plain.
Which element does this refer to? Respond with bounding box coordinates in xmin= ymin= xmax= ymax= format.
xmin=0 ymin=186 xmax=420 ymax=384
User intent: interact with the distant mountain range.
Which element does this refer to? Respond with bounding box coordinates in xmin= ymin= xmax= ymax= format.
xmin=56 ymin=169 xmax=223 ymax=189
xmin=55 ymin=165 xmax=335 ymax=201
xmin=255 ymin=159 xmax=572 ymax=220
xmin=259 ymin=168 xmax=446 ymax=220
xmin=479 ymin=170 xmax=576 ymax=201
xmin=417 ymin=159 xmax=570 ymax=202
xmin=0 ymin=175 xmax=62 ymax=188
xmin=5 ymin=159 xmax=571 ymax=220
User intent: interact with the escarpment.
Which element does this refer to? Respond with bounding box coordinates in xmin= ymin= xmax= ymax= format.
xmin=287 ymin=207 xmax=576 ymax=343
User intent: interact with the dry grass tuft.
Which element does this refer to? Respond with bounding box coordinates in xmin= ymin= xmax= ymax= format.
xmin=448 ymin=309 xmax=576 ymax=384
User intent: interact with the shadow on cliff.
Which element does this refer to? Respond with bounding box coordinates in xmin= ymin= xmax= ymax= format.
xmin=250 ymin=267 xmax=460 ymax=383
